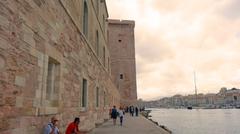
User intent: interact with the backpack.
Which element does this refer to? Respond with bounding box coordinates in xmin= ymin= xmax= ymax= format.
xmin=111 ymin=109 xmax=118 ymax=117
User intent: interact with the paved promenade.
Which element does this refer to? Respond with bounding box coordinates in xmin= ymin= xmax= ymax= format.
xmin=89 ymin=115 xmax=170 ymax=134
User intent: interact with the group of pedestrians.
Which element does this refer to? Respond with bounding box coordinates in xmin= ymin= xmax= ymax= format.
xmin=125 ymin=106 xmax=139 ymax=117
xmin=110 ymin=106 xmax=125 ymax=126
xmin=43 ymin=116 xmax=80 ymax=134
xmin=109 ymin=105 xmax=142 ymax=126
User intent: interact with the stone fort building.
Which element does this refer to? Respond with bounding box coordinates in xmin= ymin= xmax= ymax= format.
xmin=108 ymin=20 xmax=138 ymax=106
xmin=0 ymin=0 xmax=137 ymax=133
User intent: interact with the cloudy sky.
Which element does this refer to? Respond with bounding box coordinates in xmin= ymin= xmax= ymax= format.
xmin=107 ymin=0 xmax=240 ymax=100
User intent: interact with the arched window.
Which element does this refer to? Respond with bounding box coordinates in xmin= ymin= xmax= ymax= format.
xmin=83 ymin=1 xmax=88 ymax=37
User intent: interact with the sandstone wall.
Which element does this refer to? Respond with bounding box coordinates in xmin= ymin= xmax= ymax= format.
xmin=0 ymin=0 xmax=120 ymax=133
xmin=108 ymin=19 xmax=137 ymax=106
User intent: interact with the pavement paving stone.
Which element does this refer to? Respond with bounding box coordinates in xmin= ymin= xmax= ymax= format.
xmin=89 ymin=115 xmax=170 ymax=134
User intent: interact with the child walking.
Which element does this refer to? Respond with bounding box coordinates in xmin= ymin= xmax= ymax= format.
xmin=118 ymin=107 xmax=124 ymax=126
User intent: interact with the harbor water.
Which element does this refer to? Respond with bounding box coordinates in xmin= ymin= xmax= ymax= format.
xmin=149 ymin=108 xmax=240 ymax=134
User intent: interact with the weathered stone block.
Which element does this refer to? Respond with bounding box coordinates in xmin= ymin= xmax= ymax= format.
xmin=22 ymin=24 xmax=35 ymax=47
xmin=8 ymin=118 xmax=20 ymax=129
xmin=39 ymin=107 xmax=58 ymax=115
xmin=0 ymin=55 xmax=5 ymax=71
xmin=37 ymin=54 xmax=44 ymax=67
xmin=0 ymin=93 xmax=3 ymax=106
xmin=0 ymin=16 xmax=8 ymax=26
xmin=0 ymin=118 xmax=9 ymax=131
xmin=11 ymin=128 xmax=24 ymax=134
xmin=35 ymin=89 xmax=41 ymax=98
xmin=33 ymin=99 xmax=41 ymax=107
xmin=0 ymin=38 xmax=9 ymax=50
xmin=15 ymin=76 xmax=26 ymax=87
xmin=16 ymin=96 xmax=23 ymax=107
xmin=50 ymin=100 xmax=59 ymax=107
xmin=23 ymin=107 xmax=37 ymax=116
xmin=5 ymin=97 xmax=16 ymax=106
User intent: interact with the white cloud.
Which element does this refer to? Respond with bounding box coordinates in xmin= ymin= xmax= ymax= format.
xmin=107 ymin=0 xmax=240 ymax=100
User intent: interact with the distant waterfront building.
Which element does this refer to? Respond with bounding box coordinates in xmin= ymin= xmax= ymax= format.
xmin=143 ymin=88 xmax=240 ymax=108
xmin=219 ymin=88 xmax=240 ymax=106
xmin=108 ymin=20 xmax=138 ymax=106
xmin=0 ymin=0 xmax=137 ymax=133
xmin=172 ymin=94 xmax=183 ymax=106
xmin=204 ymin=93 xmax=215 ymax=105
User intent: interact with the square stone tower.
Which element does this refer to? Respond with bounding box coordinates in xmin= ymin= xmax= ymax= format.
xmin=108 ymin=19 xmax=138 ymax=106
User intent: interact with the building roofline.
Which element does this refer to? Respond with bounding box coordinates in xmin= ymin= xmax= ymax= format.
xmin=108 ymin=19 xmax=135 ymax=27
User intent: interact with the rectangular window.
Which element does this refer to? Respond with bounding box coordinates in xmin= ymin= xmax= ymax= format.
xmin=96 ymin=87 xmax=99 ymax=107
xmin=82 ymin=79 xmax=88 ymax=107
xmin=104 ymin=91 xmax=107 ymax=106
xmin=96 ymin=30 xmax=99 ymax=56
xmin=120 ymin=74 xmax=123 ymax=79
xmin=103 ymin=47 xmax=105 ymax=66
xmin=46 ymin=57 xmax=60 ymax=101
xmin=108 ymin=57 xmax=110 ymax=72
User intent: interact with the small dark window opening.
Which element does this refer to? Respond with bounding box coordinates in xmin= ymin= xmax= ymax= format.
xmin=120 ymin=74 xmax=123 ymax=79
xmin=118 ymin=40 xmax=122 ymax=42
xmin=82 ymin=79 xmax=88 ymax=107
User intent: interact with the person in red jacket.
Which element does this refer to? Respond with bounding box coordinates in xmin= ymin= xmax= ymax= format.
xmin=65 ymin=117 xmax=80 ymax=134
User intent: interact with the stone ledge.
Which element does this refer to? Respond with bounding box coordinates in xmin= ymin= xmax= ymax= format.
xmin=79 ymin=107 xmax=88 ymax=112
xmin=38 ymin=107 xmax=59 ymax=115
xmin=108 ymin=19 xmax=135 ymax=26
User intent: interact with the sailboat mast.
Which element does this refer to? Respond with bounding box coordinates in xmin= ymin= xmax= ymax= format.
xmin=194 ymin=71 xmax=198 ymax=106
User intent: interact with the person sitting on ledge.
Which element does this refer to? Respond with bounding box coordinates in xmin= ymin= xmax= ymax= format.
xmin=44 ymin=116 xmax=61 ymax=134
xmin=65 ymin=117 xmax=80 ymax=134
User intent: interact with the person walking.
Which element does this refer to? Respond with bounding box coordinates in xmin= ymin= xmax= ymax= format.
xmin=44 ymin=116 xmax=61 ymax=134
xmin=118 ymin=107 xmax=124 ymax=126
xmin=126 ymin=106 xmax=129 ymax=113
xmin=135 ymin=107 xmax=139 ymax=116
xmin=130 ymin=106 xmax=134 ymax=116
xmin=65 ymin=117 xmax=80 ymax=134
xmin=129 ymin=106 xmax=132 ymax=116
xmin=111 ymin=105 xmax=118 ymax=125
